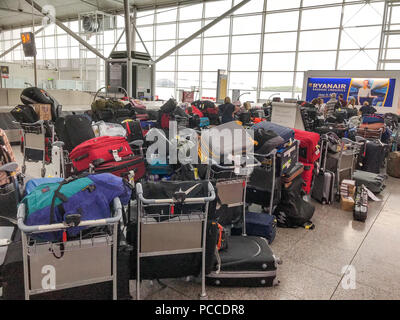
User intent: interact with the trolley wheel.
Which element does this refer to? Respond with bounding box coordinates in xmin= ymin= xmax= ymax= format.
xmin=322 ymin=199 xmax=327 ymax=205
xmin=22 ymin=165 xmax=26 ymax=174
xmin=41 ymin=168 xmax=46 ymax=178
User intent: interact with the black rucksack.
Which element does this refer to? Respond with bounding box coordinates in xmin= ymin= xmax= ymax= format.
xmin=55 ymin=115 xmax=95 ymax=152
xmin=160 ymin=99 xmax=177 ymax=114
xmin=20 ymin=87 xmax=61 ymax=121
xmin=10 ymin=105 xmax=39 ymax=124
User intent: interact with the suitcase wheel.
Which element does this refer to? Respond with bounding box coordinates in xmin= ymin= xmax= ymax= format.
xmin=41 ymin=167 xmax=46 ymax=177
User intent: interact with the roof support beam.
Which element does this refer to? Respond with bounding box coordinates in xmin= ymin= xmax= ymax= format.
xmin=154 ymin=0 xmax=251 ymax=64
xmin=24 ymin=0 xmax=108 ymax=61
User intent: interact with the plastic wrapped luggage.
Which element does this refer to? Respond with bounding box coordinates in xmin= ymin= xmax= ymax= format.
xmin=92 ymin=121 xmax=126 ymax=137
xmin=254 ymin=128 xmax=284 ymax=155
xmin=252 ymin=121 xmax=295 ymax=144
xmin=199 ymin=121 xmax=254 ymax=163
xmin=55 ymin=115 xmax=95 ymax=152
xmin=353 ymin=170 xmax=386 ymax=194
xmin=69 ymin=136 xmax=133 ymax=172
xmin=294 ymin=129 xmax=320 ymax=164
xmin=206 ymin=236 xmax=280 ymax=287
xmin=10 ymin=105 xmax=39 ymax=124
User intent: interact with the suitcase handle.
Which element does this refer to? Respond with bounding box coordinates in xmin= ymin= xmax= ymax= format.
xmin=74 ymin=153 xmax=89 ymax=162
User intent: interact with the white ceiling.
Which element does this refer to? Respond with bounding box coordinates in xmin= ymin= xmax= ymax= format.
xmin=0 ymin=0 xmax=220 ymax=30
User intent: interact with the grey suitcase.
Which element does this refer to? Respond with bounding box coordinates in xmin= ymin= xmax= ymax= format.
xmin=311 ymin=170 xmax=335 ymax=204
xmin=353 ymin=170 xmax=386 ymax=194
xmin=311 ymin=135 xmax=335 ymax=204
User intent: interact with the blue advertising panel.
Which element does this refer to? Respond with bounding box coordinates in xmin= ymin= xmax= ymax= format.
xmin=306 ymin=77 xmax=396 ymax=107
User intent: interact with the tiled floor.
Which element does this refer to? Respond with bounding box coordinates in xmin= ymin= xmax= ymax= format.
xmin=14 ymin=146 xmax=400 ymax=300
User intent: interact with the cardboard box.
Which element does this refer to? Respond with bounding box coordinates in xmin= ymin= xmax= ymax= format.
xmin=340 ymin=196 xmax=355 ymax=212
xmin=33 ymin=104 xmax=51 ymax=121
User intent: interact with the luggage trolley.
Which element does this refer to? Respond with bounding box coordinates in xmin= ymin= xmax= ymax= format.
xmin=17 ymin=198 xmax=122 ymax=300
xmin=135 ymin=182 xmax=215 ymax=300
xmin=206 ymin=154 xmax=262 ymax=236
xmin=18 ymin=120 xmax=55 ymax=177
xmin=325 ymin=137 xmax=363 ymax=194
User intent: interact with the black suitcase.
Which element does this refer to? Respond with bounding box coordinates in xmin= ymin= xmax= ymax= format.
xmin=55 ymin=115 xmax=95 ymax=152
xmin=0 ymin=229 xmax=131 ymax=300
xmin=10 ymin=105 xmax=39 ymax=124
xmin=359 ymin=140 xmax=386 ymax=174
xmin=276 ymin=141 xmax=298 ymax=176
xmin=206 ymin=236 xmax=280 ymax=287
xmin=123 ymin=120 xmax=144 ymax=142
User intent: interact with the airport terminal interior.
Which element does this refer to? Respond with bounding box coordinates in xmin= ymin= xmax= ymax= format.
xmin=0 ymin=0 xmax=400 ymax=301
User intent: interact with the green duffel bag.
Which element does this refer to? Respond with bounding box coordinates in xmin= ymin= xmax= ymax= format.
xmin=91 ymin=99 xmax=107 ymax=111
xmin=105 ymin=100 xmax=125 ymax=109
xmin=353 ymin=170 xmax=386 ymax=194
xmin=387 ymin=151 xmax=400 ymax=178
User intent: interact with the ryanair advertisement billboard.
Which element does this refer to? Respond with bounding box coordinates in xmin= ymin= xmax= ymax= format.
xmin=306 ymin=77 xmax=396 ymax=107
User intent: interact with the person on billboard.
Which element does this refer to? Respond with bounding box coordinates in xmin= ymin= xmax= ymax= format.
xmin=347 ymin=98 xmax=357 ymax=109
xmin=219 ymin=96 xmax=240 ymax=124
xmin=359 ymin=101 xmax=377 ymax=116
xmin=357 ymin=80 xmax=377 ymax=105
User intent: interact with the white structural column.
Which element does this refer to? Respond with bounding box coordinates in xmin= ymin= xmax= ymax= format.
xmin=256 ymin=0 xmax=268 ymax=102
xmin=124 ymin=0 xmax=132 ymax=97
xmin=291 ymin=0 xmax=304 ymax=99
xmin=335 ymin=0 xmax=346 ymax=70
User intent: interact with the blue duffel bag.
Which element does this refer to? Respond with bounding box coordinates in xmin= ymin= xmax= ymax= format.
xmin=21 ymin=173 xmax=132 ymax=242
xmin=252 ymin=121 xmax=295 ymax=144
xmin=24 ymin=177 xmax=64 ymax=196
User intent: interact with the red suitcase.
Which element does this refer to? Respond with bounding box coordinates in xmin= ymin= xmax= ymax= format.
xmin=294 ymin=129 xmax=321 ymax=164
xmin=301 ymin=162 xmax=315 ymax=194
xmin=93 ymin=155 xmax=146 ymax=181
xmin=69 ymin=136 xmax=133 ymax=172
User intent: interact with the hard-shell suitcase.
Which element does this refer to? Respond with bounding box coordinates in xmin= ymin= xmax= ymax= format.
xmin=276 ymin=141 xmax=298 ymax=176
xmin=245 ymin=212 xmax=277 ymax=244
xmin=10 ymin=105 xmax=39 ymax=124
xmin=282 ymin=162 xmax=304 ymax=186
xmin=55 ymin=115 xmax=95 ymax=152
xmin=358 ymin=140 xmax=386 ymax=174
xmin=353 ymin=170 xmax=386 ymax=194
xmin=387 ymin=151 xmax=400 ymax=178
xmin=69 ymin=136 xmax=133 ymax=172
xmin=293 ymin=129 xmax=320 ymax=164
xmin=252 ymin=121 xmax=295 ymax=144
xmin=206 ymin=236 xmax=280 ymax=287
xmin=311 ymin=170 xmax=335 ymax=204
xmin=301 ymin=162 xmax=315 ymax=195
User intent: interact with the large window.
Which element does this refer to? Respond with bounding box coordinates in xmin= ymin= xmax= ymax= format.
xmin=0 ymin=0 xmax=395 ymax=99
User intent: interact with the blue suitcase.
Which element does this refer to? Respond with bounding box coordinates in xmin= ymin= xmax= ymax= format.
xmin=245 ymin=211 xmax=277 ymax=244
xmin=252 ymin=121 xmax=294 ymax=144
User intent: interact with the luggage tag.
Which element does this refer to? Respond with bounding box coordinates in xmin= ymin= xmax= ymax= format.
xmin=112 ymin=149 xmax=122 ymax=162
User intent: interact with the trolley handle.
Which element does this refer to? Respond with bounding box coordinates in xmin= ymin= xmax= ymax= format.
xmin=17 ymin=198 xmax=123 ymax=233
xmin=209 ymin=154 xmax=262 ymax=171
xmin=13 ymin=120 xmax=45 ymax=127
xmin=136 ymin=182 xmax=216 ymax=205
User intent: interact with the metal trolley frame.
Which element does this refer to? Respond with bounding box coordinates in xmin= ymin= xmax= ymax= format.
xmin=18 ymin=120 xmax=55 ymax=177
xmin=205 ymin=154 xmax=262 ymax=236
xmin=135 ymin=182 xmax=215 ymax=300
xmin=17 ymin=198 xmax=122 ymax=300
